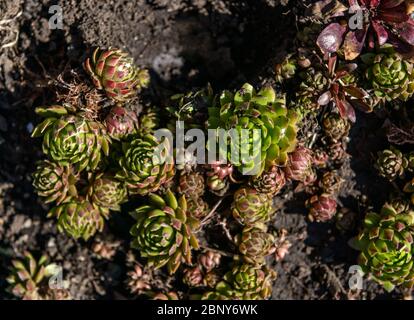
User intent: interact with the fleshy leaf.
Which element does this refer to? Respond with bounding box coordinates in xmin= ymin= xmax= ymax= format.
xmin=317 ymin=23 xmax=347 ymax=54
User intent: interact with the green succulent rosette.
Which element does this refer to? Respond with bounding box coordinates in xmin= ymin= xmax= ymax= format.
xmin=49 ymin=198 xmax=109 ymax=240
xmin=116 ymin=134 xmax=175 ymax=195
xmin=87 ymin=173 xmax=127 ymax=211
xmin=362 ymin=46 xmax=414 ymax=102
xmin=130 ymin=190 xmax=200 ymax=274
xmin=350 ymin=204 xmax=414 ymax=292
xmin=208 ymin=83 xmax=298 ymax=176
xmin=84 ymin=47 xmax=149 ymax=102
xmin=32 ymin=160 xmax=78 ymax=205
xmin=31 ymin=106 xmax=110 ymax=172
xmin=238 ymin=225 xmax=275 ymax=265
xmin=211 ymin=264 xmax=276 ymax=300
xmin=231 ymin=187 xmax=274 ymax=226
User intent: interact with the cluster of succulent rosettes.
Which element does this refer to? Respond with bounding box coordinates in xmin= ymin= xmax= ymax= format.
xmin=32 ymin=106 xmax=111 ymax=172
xmin=116 ymin=134 xmax=175 ymax=195
xmin=249 ymin=166 xmax=286 ymax=196
xmin=130 ymin=190 xmax=200 ymax=274
xmin=84 ymin=47 xmax=149 ymax=102
xmin=202 ymin=264 xmax=276 ymax=300
xmin=231 ymin=187 xmax=274 ymax=226
xmin=350 ymin=204 xmax=414 ymax=292
xmin=306 ymin=194 xmax=337 ymax=223
xmin=7 ymin=252 xmax=71 ymax=300
xmin=208 ymin=83 xmax=298 ymax=175
xmin=362 ymin=46 xmax=414 ymax=103
xmin=237 ymin=224 xmax=275 ymax=265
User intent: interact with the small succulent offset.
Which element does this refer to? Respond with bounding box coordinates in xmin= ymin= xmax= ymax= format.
xmin=375 ymin=146 xmax=407 ymax=181
xmin=116 ymin=134 xmax=175 ymax=195
xmin=314 ymin=0 xmax=414 ymax=60
xmin=237 ymin=225 xmax=275 ymax=265
xmin=130 ymin=190 xmax=200 ymax=274
xmin=231 ymin=187 xmax=274 ymax=226
xmin=350 ymin=204 xmax=414 ymax=292
xmin=84 ymin=47 xmax=149 ymax=102
xmin=87 ymin=173 xmax=127 ymax=211
xmin=306 ymin=194 xmax=338 ymax=222
xmin=204 ymin=264 xmax=276 ymax=300
xmin=208 ymin=83 xmax=298 ymax=175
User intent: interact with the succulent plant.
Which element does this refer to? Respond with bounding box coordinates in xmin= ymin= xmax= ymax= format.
xmin=232 ymin=187 xmax=274 ymax=226
xmin=7 ymin=252 xmax=48 ymax=300
xmin=130 ymin=190 xmax=200 ymax=274
xmin=206 ymin=175 xmax=229 ymax=196
xmin=116 ymin=134 xmax=175 ymax=195
xmin=183 ymin=266 xmax=204 ymax=287
xmin=105 ymin=105 xmax=139 ymax=139
xmin=319 ymin=170 xmax=344 ymax=195
xmin=127 ymin=264 xmax=151 ymax=295
xmin=275 ymin=55 xmax=297 ymax=83
xmin=32 ymin=160 xmax=78 ymax=205
xmin=363 ymin=47 xmax=414 ymax=102
xmin=315 ymin=0 xmax=414 ymax=60
xmin=186 ymin=196 xmax=209 ymax=220
xmin=198 ymin=251 xmax=221 ymax=272
xmin=306 ymin=194 xmax=337 ymax=223
xmin=139 ymin=106 xmax=160 ymax=134
xmin=376 ymin=147 xmax=406 ymax=181
xmin=87 ymin=173 xmax=127 ymax=211
xmin=32 ymin=109 xmax=110 ymax=172
xmin=49 ymin=198 xmax=109 ymax=240
xmin=84 ymin=47 xmax=149 ymax=102
xmin=167 ymin=85 xmax=214 ymax=131
xmin=326 ymin=141 xmax=347 ymax=162
xmin=177 ymin=172 xmax=205 ymax=198
xmin=350 ymin=204 xmax=414 ymax=292
xmin=317 ymin=55 xmax=371 ymax=121
xmin=213 ymin=264 xmax=276 ymax=300
xmin=284 ymin=146 xmax=314 ymax=182
xmin=205 ymin=161 xmax=234 ymax=196
xmin=237 ymin=225 xmax=275 ymax=265
xmin=208 ymin=83 xmax=298 ymax=175
xmin=249 ymin=166 xmax=286 ymax=196
xmin=322 ymin=113 xmax=351 ymax=142
xmin=390 ymin=196 xmax=412 ymax=214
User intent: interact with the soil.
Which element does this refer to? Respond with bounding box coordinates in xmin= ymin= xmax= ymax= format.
xmin=0 ymin=0 xmax=404 ymax=300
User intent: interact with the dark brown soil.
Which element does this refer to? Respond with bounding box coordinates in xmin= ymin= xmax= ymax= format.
xmin=0 ymin=0 xmax=402 ymax=299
